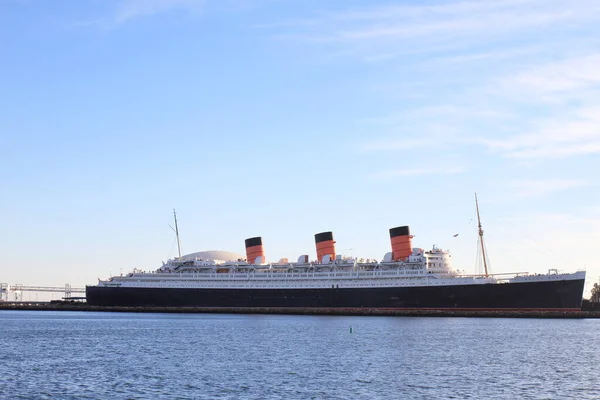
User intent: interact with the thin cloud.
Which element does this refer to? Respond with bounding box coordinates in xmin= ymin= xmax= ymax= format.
xmin=508 ymin=179 xmax=591 ymax=198
xmin=480 ymin=106 xmax=600 ymax=159
xmin=358 ymin=106 xmax=509 ymax=154
xmin=361 ymin=105 xmax=509 ymax=124
xmin=497 ymin=54 xmax=600 ymax=97
xmin=529 ymin=213 xmax=600 ymax=227
xmin=332 ymin=0 xmax=561 ymax=22
xmin=115 ymin=0 xmax=204 ymax=24
xmin=372 ymin=166 xmax=465 ymax=179
xmin=264 ymin=0 xmax=600 ymax=167
xmin=361 ymin=108 xmax=600 ymax=159
xmin=362 ymin=137 xmax=443 ymax=151
xmin=506 ymin=143 xmax=600 ymax=159
xmin=75 ymin=0 xmax=270 ymax=27
xmin=265 ymin=0 xmax=600 ymax=55
xmin=71 ymin=0 xmax=206 ymax=28
xmin=431 ymin=46 xmax=545 ymax=65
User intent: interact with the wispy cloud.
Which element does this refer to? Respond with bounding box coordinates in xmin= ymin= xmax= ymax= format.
xmin=75 ymin=0 xmax=270 ymax=27
xmin=71 ymin=0 xmax=206 ymax=28
xmin=362 ymin=137 xmax=447 ymax=152
xmin=360 ymin=52 xmax=600 ymax=160
xmin=266 ymin=0 xmax=600 ymax=58
xmin=508 ymin=179 xmax=591 ymax=198
xmin=114 ymin=0 xmax=204 ymax=24
xmin=360 ymin=105 xmax=508 ymax=125
xmin=529 ymin=213 xmax=600 ymax=228
xmin=372 ymin=166 xmax=465 ymax=179
xmin=359 ymin=106 xmax=510 ymax=153
xmin=494 ymin=54 xmax=600 ymax=99
xmin=430 ymin=46 xmax=545 ymax=65
xmin=363 ymin=108 xmax=600 ymax=159
xmin=479 ymin=106 xmax=600 ymax=159
xmin=361 ymin=107 xmax=600 ymax=160
xmin=265 ymin=1 xmax=600 ymax=165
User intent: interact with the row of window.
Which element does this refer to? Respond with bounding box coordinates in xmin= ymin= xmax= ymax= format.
xmin=123 ymin=279 xmax=479 ymax=289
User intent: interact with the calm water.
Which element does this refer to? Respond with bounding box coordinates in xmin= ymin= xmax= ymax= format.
xmin=0 ymin=311 xmax=599 ymax=399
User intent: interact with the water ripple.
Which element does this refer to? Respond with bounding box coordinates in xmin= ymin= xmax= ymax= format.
xmin=1 ymin=311 xmax=599 ymax=399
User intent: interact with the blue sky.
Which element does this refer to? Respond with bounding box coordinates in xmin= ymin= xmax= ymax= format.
xmin=1 ymin=0 xmax=599 ymax=297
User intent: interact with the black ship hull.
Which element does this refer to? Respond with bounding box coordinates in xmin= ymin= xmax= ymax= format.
xmin=86 ymin=278 xmax=585 ymax=310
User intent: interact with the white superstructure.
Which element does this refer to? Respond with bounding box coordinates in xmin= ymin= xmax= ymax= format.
xmin=97 ymin=245 xmax=585 ymax=290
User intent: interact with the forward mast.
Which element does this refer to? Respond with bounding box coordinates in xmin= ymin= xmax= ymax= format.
xmin=173 ymin=209 xmax=182 ymax=259
xmin=475 ymin=193 xmax=489 ymax=277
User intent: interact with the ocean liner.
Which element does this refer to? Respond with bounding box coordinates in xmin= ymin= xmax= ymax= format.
xmin=86 ymin=196 xmax=586 ymax=310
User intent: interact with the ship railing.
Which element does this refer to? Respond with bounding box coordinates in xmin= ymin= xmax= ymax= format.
xmin=450 ymin=272 xmax=529 ymax=278
xmin=134 ymin=269 xmax=441 ymax=281
xmin=133 ymin=270 xmax=580 ymax=283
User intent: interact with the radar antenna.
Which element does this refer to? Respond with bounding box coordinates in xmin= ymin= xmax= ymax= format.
xmin=475 ymin=193 xmax=489 ymax=277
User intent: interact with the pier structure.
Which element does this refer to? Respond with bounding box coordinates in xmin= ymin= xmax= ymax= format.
xmin=0 ymin=283 xmax=85 ymax=302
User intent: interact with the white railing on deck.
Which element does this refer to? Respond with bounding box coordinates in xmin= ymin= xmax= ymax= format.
xmin=127 ymin=269 xmax=429 ymax=281
xmin=113 ymin=269 xmax=557 ymax=284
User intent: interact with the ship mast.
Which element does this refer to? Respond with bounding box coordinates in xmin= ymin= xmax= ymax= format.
xmin=173 ymin=209 xmax=182 ymax=259
xmin=475 ymin=193 xmax=489 ymax=277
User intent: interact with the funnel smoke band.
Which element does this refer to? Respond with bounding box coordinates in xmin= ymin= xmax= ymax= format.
xmin=314 ymin=231 xmax=334 ymax=243
xmin=245 ymin=237 xmax=262 ymax=248
xmin=389 ymin=226 xmax=410 ymax=238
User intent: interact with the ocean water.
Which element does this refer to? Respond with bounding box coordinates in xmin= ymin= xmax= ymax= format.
xmin=0 ymin=311 xmax=599 ymax=400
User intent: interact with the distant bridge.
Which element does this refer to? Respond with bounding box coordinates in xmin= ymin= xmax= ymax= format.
xmin=0 ymin=283 xmax=85 ymax=302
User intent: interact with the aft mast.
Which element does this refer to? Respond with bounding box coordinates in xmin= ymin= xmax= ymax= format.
xmin=173 ymin=209 xmax=182 ymax=259
xmin=475 ymin=193 xmax=489 ymax=277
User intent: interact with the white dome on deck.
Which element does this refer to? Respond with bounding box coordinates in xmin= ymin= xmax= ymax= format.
xmin=180 ymin=250 xmax=244 ymax=262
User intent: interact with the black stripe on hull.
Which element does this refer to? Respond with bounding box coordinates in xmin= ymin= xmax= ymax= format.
xmin=86 ymin=278 xmax=585 ymax=309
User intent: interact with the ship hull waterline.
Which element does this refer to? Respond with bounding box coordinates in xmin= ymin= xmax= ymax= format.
xmin=86 ymin=278 xmax=585 ymax=310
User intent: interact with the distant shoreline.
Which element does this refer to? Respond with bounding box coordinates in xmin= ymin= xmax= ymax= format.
xmin=1 ymin=302 xmax=599 ymax=318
